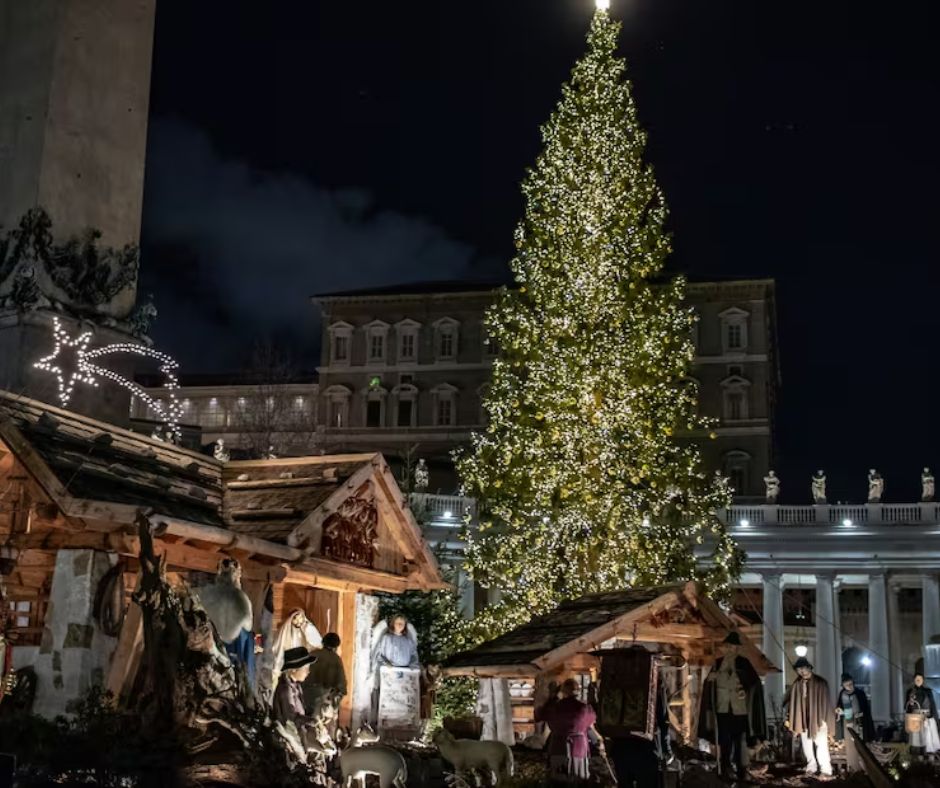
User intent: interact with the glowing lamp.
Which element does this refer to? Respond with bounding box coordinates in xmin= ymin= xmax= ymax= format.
xmin=795 ymin=644 xmax=808 ymax=658
xmin=443 ymin=510 xmax=453 ymax=519
xmin=596 ymin=0 xmax=610 ymax=10
xmin=739 ymin=519 xmax=750 ymax=528
xmin=861 ymin=655 xmax=872 ymax=667
xmin=842 ymin=518 xmax=853 ymax=527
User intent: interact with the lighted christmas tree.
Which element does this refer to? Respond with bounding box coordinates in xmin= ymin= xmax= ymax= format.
xmin=457 ymin=3 xmax=743 ymax=623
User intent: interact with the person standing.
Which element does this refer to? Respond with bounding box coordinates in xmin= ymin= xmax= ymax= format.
xmin=536 ymin=678 xmax=599 ymax=783
xmin=304 ymin=632 xmax=347 ymax=734
xmin=783 ymin=657 xmax=834 ymax=778
xmin=698 ymin=632 xmax=768 ymax=782
xmin=835 ymin=673 xmax=874 ymax=772
xmin=905 ymin=673 xmax=940 ymax=755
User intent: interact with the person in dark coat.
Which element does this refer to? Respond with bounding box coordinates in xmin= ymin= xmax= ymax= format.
xmin=698 ymin=632 xmax=768 ymax=781
xmin=783 ymin=657 xmax=834 ymax=777
xmin=273 ymin=646 xmax=318 ymax=731
xmin=905 ymin=672 xmax=940 ymax=754
xmin=835 ymin=673 xmax=874 ymax=771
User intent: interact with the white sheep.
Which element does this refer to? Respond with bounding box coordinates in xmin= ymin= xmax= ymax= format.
xmin=433 ymin=729 xmax=514 ymax=786
xmin=339 ymin=725 xmax=408 ymax=788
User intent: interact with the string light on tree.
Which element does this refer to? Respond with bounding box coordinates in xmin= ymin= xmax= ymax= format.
xmin=34 ymin=317 xmax=183 ymax=441
xmin=457 ymin=2 xmax=743 ymax=632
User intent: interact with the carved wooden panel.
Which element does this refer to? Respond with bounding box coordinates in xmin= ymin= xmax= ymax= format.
xmin=321 ymin=496 xmax=378 ymax=569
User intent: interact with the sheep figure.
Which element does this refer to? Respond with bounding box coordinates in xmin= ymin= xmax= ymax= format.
xmin=433 ymin=729 xmax=514 ymax=786
xmin=338 ymin=725 xmax=408 ymax=788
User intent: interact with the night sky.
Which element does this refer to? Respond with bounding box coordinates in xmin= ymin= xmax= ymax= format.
xmin=139 ymin=0 xmax=939 ymax=503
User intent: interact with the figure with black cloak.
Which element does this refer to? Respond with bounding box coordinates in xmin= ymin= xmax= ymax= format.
xmin=698 ymin=632 xmax=768 ymax=782
xmin=783 ymin=657 xmax=834 ymax=778
xmin=905 ymin=672 xmax=940 ymax=755
xmin=835 ymin=672 xmax=875 ymax=772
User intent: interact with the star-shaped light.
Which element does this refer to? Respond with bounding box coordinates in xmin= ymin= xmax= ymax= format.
xmin=34 ymin=317 xmax=183 ymax=441
xmin=33 ymin=318 xmax=98 ymax=406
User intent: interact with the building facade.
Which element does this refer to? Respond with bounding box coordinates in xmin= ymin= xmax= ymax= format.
xmin=131 ymin=374 xmax=319 ymax=458
xmin=313 ymin=279 xmax=778 ymax=500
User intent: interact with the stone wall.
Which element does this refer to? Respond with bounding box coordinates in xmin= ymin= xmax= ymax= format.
xmin=17 ymin=549 xmax=118 ymax=718
xmin=351 ymin=593 xmax=379 ymax=731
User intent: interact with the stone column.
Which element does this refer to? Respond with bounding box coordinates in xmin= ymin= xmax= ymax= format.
xmin=888 ymin=581 xmax=904 ymax=712
xmin=923 ymin=574 xmax=940 ymax=648
xmin=868 ymin=574 xmax=891 ymax=722
xmin=31 ymin=550 xmax=117 ymax=718
xmin=762 ymin=573 xmax=786 ymax=717
xmin=815 ymin=574 xmax=840 ymax=688
xmin=351 ymin=593 xmax=379 ymax=731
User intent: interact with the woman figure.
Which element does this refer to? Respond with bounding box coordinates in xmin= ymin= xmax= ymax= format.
xmin=905 ymin=673 xmax=940 ymax=755
xmin=261 ymin=608 xmax=322 ymax=703
xmin=536 ymin=678 xmax=599 ymax=783
xmin=370 ymin=614 xmax=419 ymax=723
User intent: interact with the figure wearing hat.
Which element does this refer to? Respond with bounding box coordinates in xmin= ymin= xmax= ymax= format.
xmin=698 ymin=632 xmax=768 ymax=781
xmin=835 ymin=672 xmax=874 ymax=772
xmin=783 ymin=657 xmax=835 ymax=778
xmin=273 ymin=646 xmax=318 ymax=734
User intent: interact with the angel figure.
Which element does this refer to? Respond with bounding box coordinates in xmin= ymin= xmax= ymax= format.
xmin=370 ymin=614 xmax=420 ymax=723
xmin=260 ymin=608 xmax=322 ymax=703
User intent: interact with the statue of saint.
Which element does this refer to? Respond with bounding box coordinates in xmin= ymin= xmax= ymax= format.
xmin=413 ymin=459 xmax=429 ymax=493
xmin=764 ymin=470 xmax=781 ymax=504
xmin=867 ymin=469 xmax=884 ymax=503
xmin=923 ymin=468 xmax=935 ymax=502
xmin=214 ymin=438 xmax=230 ymax=462
xmin=812 ymin=470 xmax=827 ymax=504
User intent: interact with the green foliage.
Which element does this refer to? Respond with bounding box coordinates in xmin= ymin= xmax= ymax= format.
xmin=456 ymin=8 xmax=742 ymax=625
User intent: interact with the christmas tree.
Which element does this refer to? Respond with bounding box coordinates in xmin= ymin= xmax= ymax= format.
xmin=457 ymin=3 xmax=743 ymax=624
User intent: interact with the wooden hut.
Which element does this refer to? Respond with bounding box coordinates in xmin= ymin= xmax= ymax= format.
xmin=0 ymin=391 xmax=444 ymax=725
xmin=443 ymin=581 xmax=778 ymax=744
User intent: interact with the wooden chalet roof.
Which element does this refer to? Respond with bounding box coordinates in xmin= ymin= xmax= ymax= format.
xmin=445 ymin=582 xmax=778 ymax=677
xmin=223 ymin=458 xmax=371 ymax=542
xmin=0 ymin=392 xmax=223 ymax=526
xmin=0 ymin=391 xmax=444 ymax=593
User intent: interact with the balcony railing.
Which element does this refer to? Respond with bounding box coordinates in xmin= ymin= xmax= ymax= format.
xmin=721 ymin=502 xmax=940 ymax=527
xmin=409 ymin=493 xmax=478 ymax=524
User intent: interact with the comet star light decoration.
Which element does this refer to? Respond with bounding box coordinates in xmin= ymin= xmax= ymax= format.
xmin=34 ymin=317 xmax=183 ymax=440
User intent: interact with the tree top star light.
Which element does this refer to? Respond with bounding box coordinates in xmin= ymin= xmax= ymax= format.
xmin=34 ymin=317 xmax=183 ymax=440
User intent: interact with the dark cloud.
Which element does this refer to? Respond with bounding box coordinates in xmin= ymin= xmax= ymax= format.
xmin=140 ymin=118 xmax=495 ymax=369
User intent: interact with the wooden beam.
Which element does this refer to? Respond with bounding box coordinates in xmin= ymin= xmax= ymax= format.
xmin=106 ymin=599 xmax=144 ymax=705
xmin=284 ymin=557 xmax=414 ymax=594
xmin=337 ymin=590 xmax=357 ymax=729
xmin=442 ymin=664 xmax=540 ymax=679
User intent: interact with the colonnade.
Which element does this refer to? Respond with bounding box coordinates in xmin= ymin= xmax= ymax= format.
xmin=759 ymin=572 xmax=940 ymax=724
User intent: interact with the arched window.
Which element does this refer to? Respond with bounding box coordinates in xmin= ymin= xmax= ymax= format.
xmin=395 ymin=319 xmax=422 ymax=364
xmin=324 ymin=385 xmax=352 ymax=429
xmin=722 ymin=450 xmax=752 ymax=496
xmin=364 ymin=320 xmax=390 ymax=364
xmin=721 ymin=374 xmax=751 ymax=422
